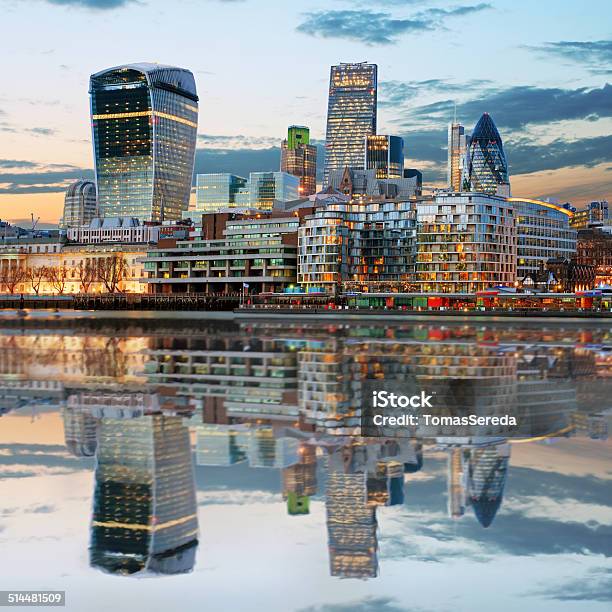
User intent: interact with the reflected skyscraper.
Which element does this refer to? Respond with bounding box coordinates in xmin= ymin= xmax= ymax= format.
xmin=467 ymin=443 xmax=510 ymax=527
xmin=62 ymin=400 xmax=99 ymax=457
xmin=462 ymin=113 xmax=510 ymax=196
xmin=323 ymin=63 xmax=377 ymax=187
xmin=90 ymin=414 xmax=198 ymax=575
xmin=90 ymin=63 xmax=198 ymax=221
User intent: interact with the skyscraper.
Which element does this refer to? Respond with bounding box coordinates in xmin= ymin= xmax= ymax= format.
xmin=447 ymin=122 xmax=466 ymax=191
xmin=280 ymin=126 xmax=317 ymax=196
xmin=365 ymin=135 xmax=404 ymax=179
xmin=323 ymin=63 xmax=377 ymax=187
xmin=90 ymin=63 xmax=198 ymax=222
xmin=462 ymin=113 xmax=510 ymax=196
xmin=60 ymin=179 xmax=98 ymax=228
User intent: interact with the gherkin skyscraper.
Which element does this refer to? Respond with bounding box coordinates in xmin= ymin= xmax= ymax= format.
xmin=462 ymin=113 xmax=510 ymax=196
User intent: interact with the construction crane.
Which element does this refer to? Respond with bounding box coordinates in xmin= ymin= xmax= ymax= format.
xmin=30 ymin=213 xmax=40 ymax=232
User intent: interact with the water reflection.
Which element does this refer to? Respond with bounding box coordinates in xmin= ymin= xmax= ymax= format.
xmin=0 ymin=317 xmax=609 ymax=581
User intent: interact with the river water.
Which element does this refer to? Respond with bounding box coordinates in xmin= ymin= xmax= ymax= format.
xmin=0 ymin=312 xmax=610 ymax=611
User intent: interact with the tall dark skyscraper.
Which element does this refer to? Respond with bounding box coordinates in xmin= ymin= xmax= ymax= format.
xmin=280 ymin=125 xmax=317 ymax=196
xmin=365 ymin=135 xmax=404 ymax=179
xmin=89 ymin=63 xmax=198 ymax=222
xmin=323 ymin=62 xmax=377 ymax=187
xmin=462 ymin=113 xmax=510 ymax=196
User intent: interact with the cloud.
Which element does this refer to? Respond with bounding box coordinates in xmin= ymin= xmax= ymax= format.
xmin=529 ymin=40 xmax=612 ymax=73
xmin=381 ymin=79 xmax=492 ymax=106
xmin=26 ymin=127 xmax=57 ymax=136
xmin=0 ymin=159 xmax=39 ymax=169
xmin=296 ymin=10 xmax=431 ymax=45
xmin=408 ymin=83 xmax=612 ymax=130
xmin=528 ymin=568 xmax=612 ymax=603
xmin=0 ymin=162 xmax=93 ymax=194
xmin=299 ymin=597 xmax=413 ymax=612
xmin=296 ymin=4 xmax=491 ymax=45
xmin=43 ymin=0 xmax=138 ymax=8
xmin=198 ymin=134 xmax=280 ymax=149
xmin=194 ymin=143 xmax=327 ymax=182
xmin=507 ymin=134 xmax=612 ymax=175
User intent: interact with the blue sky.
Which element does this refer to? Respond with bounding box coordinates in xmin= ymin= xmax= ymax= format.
xmin=0 ymin=0 xmax=610 ymax=222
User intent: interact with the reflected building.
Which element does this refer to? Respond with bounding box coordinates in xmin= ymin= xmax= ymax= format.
xmin=462 ymin=113 xmax=510 ymax=197
xmin=90 ymin=63 xmax=198 ymax=221
xmin=323 ymin=63 xmax=377 ymax=187
xmin=62 ymin=400 xmax=99 ymax=457
xmin=467 ymin=443 xmax=510 ymax=528
xmin=447 ymin=448 xmax=467 ymax=518
xmin=90 ymin=414 xmax=198 ymax=575
xmin=195 ymin=424 xmax=248 ymax=466
xmin=282 ymin=443 xmax=317 ymax=515
xmin=326 ymin=448 xmax=378 ymax=579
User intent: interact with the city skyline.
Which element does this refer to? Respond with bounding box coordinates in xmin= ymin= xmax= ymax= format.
xmin=0 ymin=0 xmax=611 ymax=223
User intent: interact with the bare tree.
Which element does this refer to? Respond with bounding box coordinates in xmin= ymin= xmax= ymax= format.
xmin=46 ymin=265 xmax=69 ymax=294
xmin=76 ymin=260 xmax=97 ymax=293
xmin=26 ymin=266 xmax=47 ymax=295
xmin=98 ymin=255 xmax=127 ymax=293
xmin=0 ymin=263 xmax=27 ymax=294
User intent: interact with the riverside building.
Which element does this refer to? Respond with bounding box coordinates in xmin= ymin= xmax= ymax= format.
xmin=298 ymin=200 xmax=417 ymax=294
xmin=416 ymin=193 xmax=516 ymax=293
xmin=142 ymin=211 xmax=306 ymax=294
xmin=510 ymin=197 xmax=577 ymax=282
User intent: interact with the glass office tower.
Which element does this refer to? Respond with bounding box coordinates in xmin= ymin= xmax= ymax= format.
xmin=323 ymin=63 xmax=377 ymax=187
xmin=249 ymin=172 xmax=300 ymax=210
xmin=462 ymin=113 xmax=510 ymax=196
xmin=365 ymin=135 xmax=404 ymax=179
xmin=447 ymin=122 xmax=466 ymax=191
xmin=90 ymin=63 xmax=198 ymax=222
xmin=280 ymin=126 xmax=317 ymax=196
xmin=195 ymin=173 xmax=248 ymax=213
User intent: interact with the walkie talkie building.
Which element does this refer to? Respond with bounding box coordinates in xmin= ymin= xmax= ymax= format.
xmin=90 ymin=63 xmax=198 ymax=222
xmin=323 ymin=63 xmax=377 ymax=188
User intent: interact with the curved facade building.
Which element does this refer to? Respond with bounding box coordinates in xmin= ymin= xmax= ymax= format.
xmin=510 ymin=197 xmax=577 ymax=281
xmin=61 ymin=179 xmax=98 ymax=229
xmin=90 ymin=63 xmax=198 ymax=222
xmin=462 ymin=113 xmax=510 ymax=196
